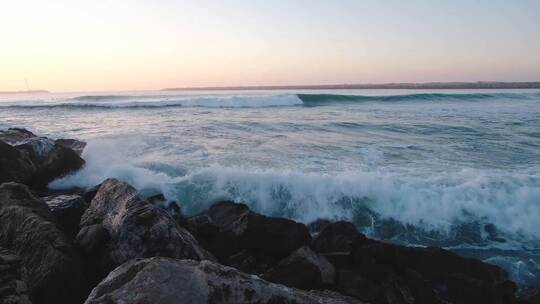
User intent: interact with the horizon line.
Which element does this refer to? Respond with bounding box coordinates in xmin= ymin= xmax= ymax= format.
xmin=3 ymin=81 xmax=540 ymax=94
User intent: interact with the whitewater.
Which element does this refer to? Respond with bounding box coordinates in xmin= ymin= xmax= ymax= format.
xmin=1 ymin=88 xmax=539 ymax=286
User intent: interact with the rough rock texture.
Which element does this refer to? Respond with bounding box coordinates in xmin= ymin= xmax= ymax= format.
xmin=187 ymin=201 xmax=311 ymax=262
xmin=0 ymin=183 xmax=87 ymax=304
xmin=79 ymin=178 xmax=213 ymax=277
xmin=312 ymin=221 xmax=360 ymax=253
xmin=54 ymin=138 xmax=86 ymax=156
xmin=0 ymin=128 xmax=85 ymax=189
xmin=335 ymin=234 xmax=517 ymax=304
xmin=84 ymin=257 xmax=365 ymax=304
xmin=43 ymin=194 xmax=87 ymax=237
xmin=263 ymin=246 xmax=336 ymax=290
xmin=28 ymin=144 xmax=85 ymax=189
xmin=0 ymin=141 xmax=36 ymax=185
xmin=0 ymin=129 xmax=35 ymax=145
xmin=0 ymin=247 xmax=32 ymax=304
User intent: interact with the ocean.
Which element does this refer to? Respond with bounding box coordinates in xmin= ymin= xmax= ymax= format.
xmin=1 ymin=89 xmax=539 ymax=286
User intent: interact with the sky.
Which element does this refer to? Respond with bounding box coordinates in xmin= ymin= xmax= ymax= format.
xmin=1 ymin=0 xmax=539 ymax=92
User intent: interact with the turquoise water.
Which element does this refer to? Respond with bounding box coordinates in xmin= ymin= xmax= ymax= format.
xmin=1 ymin=89 xmax=539 ymax=285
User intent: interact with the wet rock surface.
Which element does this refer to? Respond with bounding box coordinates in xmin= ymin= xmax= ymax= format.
xmin=83 ymin=257 xmax=365 ymax=304
xmin=0 ymin=247 xmax=32 ymax=304
xmin=0 ymin=183 xmax=87 ymax=304
xmin=79 ymin=178 xmax=213 ymax=277
xmin=187 ymin=201 xmax=311 ymax=262
xmin=0 ymin=128 xmax=85 ymax=189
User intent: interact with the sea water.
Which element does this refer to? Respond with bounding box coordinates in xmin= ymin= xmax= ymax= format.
xmin=1 ymin=89 xmax=539 ymax=285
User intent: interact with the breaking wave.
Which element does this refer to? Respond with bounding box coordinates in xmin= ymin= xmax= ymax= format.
xmin=2 ymin=92 xmax=539 ymax=109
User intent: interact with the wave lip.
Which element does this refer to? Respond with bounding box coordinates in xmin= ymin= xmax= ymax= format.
xmin=0 ymin=94 xmax=304 ymax=109
xmin=298 ymin=92 xmax=540 ymax=105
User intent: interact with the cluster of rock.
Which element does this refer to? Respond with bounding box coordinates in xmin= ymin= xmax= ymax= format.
xmin=0 ymin=128 xmax=537 ymax=304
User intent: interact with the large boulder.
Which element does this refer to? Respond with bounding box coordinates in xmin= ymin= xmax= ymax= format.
xmin=0 ymin=247 xmax=32 ymax=304
xmin=337 ymin=235 xmax=517 ymax=304
xmin=187 ymin=202 xmax=311 ymax=262
xmin=0 ymin=128 xmax=85 ymax=189
xmin=78 ymin=178 xmax=213 ymax=278
xmin=312 ymin=221 xmax=360 ymax=253
xmin=84 ymin=257 xmax=365 ymax=304
xmin=263 ymin=246 xmax=336 ymax=290
xmin=0 ymin=183 xmax=87 ymax=304
xmin=28 ymin=144 xmax=85 ymax=189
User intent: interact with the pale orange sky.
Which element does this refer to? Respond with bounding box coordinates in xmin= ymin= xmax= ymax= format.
xmin=1 ymin=0 xmax=539 ymax=92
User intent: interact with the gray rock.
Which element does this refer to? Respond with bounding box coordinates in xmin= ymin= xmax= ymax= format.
xmin=84 ymin=257 xmax=365 ymax=304
xmin=0 ymin=183 xmax=87 ymax=304
xmin=263 ymin=246 xmax=336 ymax=290
xmin=80 ymin=178 xmax=214 ymax=275
xmin=0 ymin=247 xmax=32 ymax=304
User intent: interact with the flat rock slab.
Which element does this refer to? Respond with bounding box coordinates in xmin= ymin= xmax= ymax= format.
xmin=84 ymin=257 xmax=366 ymax=304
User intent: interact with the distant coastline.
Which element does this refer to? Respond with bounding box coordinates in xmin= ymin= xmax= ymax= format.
xmin=163 ymin=81 xmax=540 ymax=91
xmin=0 ymin=90 xmax=49 ymax=95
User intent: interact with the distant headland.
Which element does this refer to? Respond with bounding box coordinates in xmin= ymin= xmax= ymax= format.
xmin=0 ymin=90 xmax=49 ymax=95
xmin=163 ymin=81 xmax=540 ymax=91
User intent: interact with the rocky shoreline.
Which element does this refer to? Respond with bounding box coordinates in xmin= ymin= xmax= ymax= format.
xmin=0 ymin=128 xmax=537 ymax=304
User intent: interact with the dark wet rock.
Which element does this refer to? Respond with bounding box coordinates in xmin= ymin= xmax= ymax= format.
xmin=148 ymin=194 xmax=187 ymax=227
xmin=76 ymin=224 xmax=110 ymax=257
xmin=0 ymin=247 xmax=32 ymax=304
xmin=54 ymin=138 xmax=86 ymax=156
xmin=263 ymin=246 xmax=336 ymax=290
xmin=307 ymin=218 xmax=332 ymax=235
xmin=28 ymin=144 xmax=85 ymax=189
xmin=79 ymin=178 xmax=214 ymax=277
xmin=518 ymin=287 xmax=540 ymax=304
xmin=0 ymin=141 xmax=36 ymax=185
xmin=337 ymin=234 xmax=518 ymax=304
xmin=226 ymin=249 xmax=277 ymax=275
xmin=0 ymin=129 xmax=36 ymax=145
xmin=187 ymin=201 xmax=311 ymax=262
xmin=0 ymin=128 xmax=85 ymax=189
xmin=81 ymin=184 xmax=101 ymax=205
xmin=84 ymin=257 xmax=365 ymax=304
xmin=312 ymin=221 xmax=360 ymax=253
xmin=43 ymin=194 xmax=87 ymax=237
xmin=0 ymin=183 xmax=87 ymax=304
xmin=14 ymin=137 xmax=55 ymax=163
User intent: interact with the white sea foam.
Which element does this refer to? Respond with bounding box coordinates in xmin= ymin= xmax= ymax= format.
xmin=51 ymin=139 xmax=540 ymax=242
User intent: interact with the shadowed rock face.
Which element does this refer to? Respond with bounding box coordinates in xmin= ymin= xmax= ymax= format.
xmin=0 ymin=247 xmax=32 ymax=304
xmin=0 ymin=141 xmax=36 ymax=185
xmin=78 ymin=178 xmax=214 ymax=278
xmin=187 ymin=201 xmax=312 ymax=263
xmin=312 ymin=221 xmax=360 ymax=253
xmin=0 ymin=183 xmax=86 ymax=304
xmin=43 ymin=194 xmax=87 ymax=237
xmin=84 ymin=257 xmax=365 ymax=304
xmin=263 ymin=246 xmax=336 ymax=290
xmin=333 ymin=235 xmax=517 ymax=304
xmin=0 ymin=128 xmax=85 ymax=189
